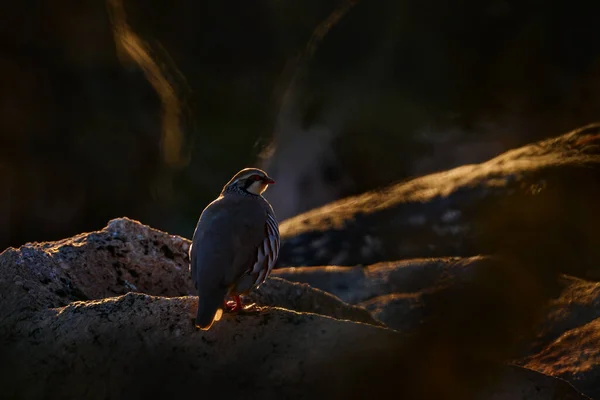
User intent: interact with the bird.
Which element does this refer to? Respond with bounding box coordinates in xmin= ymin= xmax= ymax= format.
xmin=189 ymin=167 xmax=280 ymax=330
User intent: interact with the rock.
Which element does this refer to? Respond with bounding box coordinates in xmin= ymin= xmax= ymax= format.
xmin=521 ymin=317 xmax=600 ymax=400
xmin=327 ymin=324 xmax=591 ymax=400
xmin=0 ymin=291 xmax=587 ymax=400
xmin=526 ymin=275 xmax=600 ymax=354
xmin=0 ymin=218 xmax=593 ymax=399
xmin=276 ymin=123 xmax=600 ymax=281
xmin=477 ymin=365 xmax=591 ymax=400
xmin=0 ymin=217 xmax=381 ymax=335
xmin=0 ymin=292 xmax=399 ymax=400
xmin=277 ymin=256 xmax=552 ymax=356
xmin=360 ymin=292 xmax=426 ymax=332
xmin=275 ymin=255 xmax=600 ymax=399
xmin=273 ymin=256 xmax=547 ymax=336
xmin=261 ymin=1 xmax=600 ymax=223
xmin=0 ymin=217 xmax=193 ymax=337
xmin=512 ymin=276 xmax=600 ymax=399
xmin=272 ymin=256 xmax=485 ymax=304
xmin=246 ymin=277 xmax=383 ymax=327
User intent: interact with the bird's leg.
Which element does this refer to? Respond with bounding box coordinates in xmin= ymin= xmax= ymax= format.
xmin=224 ymin=295 xmax=247 ymax=312
xmin=223 ymin=297 xmax=238 ymax=312
xmin=223 ymin=295 xmax=261 ymax=313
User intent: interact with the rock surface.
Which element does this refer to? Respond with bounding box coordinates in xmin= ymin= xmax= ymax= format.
xmin=276 ymin=123 xmax=600 ymax=281
xmin=521 ymin=317 xmax=600 ymax=400
xmin=0 ymin=218 xmax=377 ymax=333
xmin=516 ymin=276 xmax=600 ymax=399
xmin=247 ymin=276 xmax=383 ymax=327
xmin=274 ymin=256 xmax=600 ymax=399
xmin=1 ymin=292 xmax=400 ymax=400
xmin=0 ymin=218 xmax=591 ymax=399
xmin=272 ymin=256 xmax=485 ymax=304
xmin=477 ymin=366 xmax=591 ymax=400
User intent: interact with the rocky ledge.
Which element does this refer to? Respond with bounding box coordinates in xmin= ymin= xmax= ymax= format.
xmin=2 ymin=123 xmax=599 ymax=399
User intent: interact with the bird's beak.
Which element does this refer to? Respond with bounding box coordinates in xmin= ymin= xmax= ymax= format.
xmin=264 ymin=177 xmax=275 ymax=184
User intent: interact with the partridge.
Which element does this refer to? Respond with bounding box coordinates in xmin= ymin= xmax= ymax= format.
xmin=189 ymin=167 xmax=280 ymax=330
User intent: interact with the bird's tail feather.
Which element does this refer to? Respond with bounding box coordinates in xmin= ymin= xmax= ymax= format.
xmin=195 ymin=286 xmax=228 ymax=330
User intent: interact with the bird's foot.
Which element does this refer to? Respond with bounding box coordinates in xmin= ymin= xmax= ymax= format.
xmin=245 ymin=305 xmax=266 ymax=315
xmin=224 ymin=299 xmax=239 ymax=312
xmin=223 ymin=295 xmax=245 ymax=313
xmin=223 ymin=296 xmax=263 ymax=314
xmin=239 ymin=302 xmax=262 ymax=313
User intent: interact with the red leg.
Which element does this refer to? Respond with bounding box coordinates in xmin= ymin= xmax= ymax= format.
xmin=224 ymin=298 xmax=237 ymax=312
xmin=223 ymin=295 xmax=260 ymax=314
xmin=224 ymin=295 xmax=243 ymax=312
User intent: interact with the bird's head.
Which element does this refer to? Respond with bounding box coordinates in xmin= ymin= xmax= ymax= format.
xmin=222 ymin=168 xmax=275 ymax=196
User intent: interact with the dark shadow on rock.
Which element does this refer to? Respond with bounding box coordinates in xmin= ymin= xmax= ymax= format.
xmin=322 ymin=255 xmax=564 ymax=399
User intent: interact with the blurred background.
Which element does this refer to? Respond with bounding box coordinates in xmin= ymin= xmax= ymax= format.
xmin=1 ymin=0 xmax=600 ymax=250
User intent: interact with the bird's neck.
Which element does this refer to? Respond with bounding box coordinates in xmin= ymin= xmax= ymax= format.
xmin=221 ymin=185 xmax=261 ymax=198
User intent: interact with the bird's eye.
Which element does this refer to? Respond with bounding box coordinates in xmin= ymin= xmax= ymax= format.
xmin=250 ymin=175 xmax=261 ymax=181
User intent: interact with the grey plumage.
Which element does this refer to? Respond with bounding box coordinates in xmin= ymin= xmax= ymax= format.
xmin=190 ymin=168 xmax=280 ymax=330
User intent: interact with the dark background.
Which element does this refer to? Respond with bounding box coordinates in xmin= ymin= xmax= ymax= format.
xmin=1 ymin=0 xmax=600 ymax=251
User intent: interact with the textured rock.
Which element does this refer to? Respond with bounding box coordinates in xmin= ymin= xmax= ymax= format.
xmin=0 ymin=219 xmax=387 ymax=399
xmin=277 ymin=256 xmax=552 ymax=359
xmin=515 ymin=276 xmax=600 ymax=399
xmin=0 ymin=217 xmax=192 ymax=337
xmin=0 ymin=218 xmax=381 ymax=334
xmin=0 ymin=291 xmax=587 ymax=400
xmin=0 ymin=217 xmax=593 ymax=399
xmin=477 ymin=366 xmax=591 ymax=400
xmin=521 ymin=318 xmax=600 ymax=400
xmin=360 ymin=292 xmax=426 ymax=332
xmin=275 ymin=256 xmax=600 ymax=399
xmin=272 ymin=256 xmax=485 ymax=304
xmin=273 ymin=256 xmax=547 ymax=336
xmin=527 ymin=276 xmax=600 ymax=354
xmin=276 ymin=124 xmax=600 ymax=281
xmin=0 ymin=293 xmax=399 ymax=400
xmin=246 ymin=277 xmax=383 ymax=327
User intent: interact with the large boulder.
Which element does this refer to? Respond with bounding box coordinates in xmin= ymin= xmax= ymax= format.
xmin=0 ymin=218 xmax=193 ymax=337
xmin=0 ymin=218 xmax=377 ymax=334
xmin=276 ymin=124 xmax=600 ymax=281
xmin=1 ymin=293 xmax=400 ymax=400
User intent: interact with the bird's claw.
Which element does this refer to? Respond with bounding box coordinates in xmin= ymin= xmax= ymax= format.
xmin=224 ymin=299 xmax=239 ymax=312
xmin=241 ymin=302 xmax=259 ymax=312
xmin=223 ymin=299 xmax=262 ymax=314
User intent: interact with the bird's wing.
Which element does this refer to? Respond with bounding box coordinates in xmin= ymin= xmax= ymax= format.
xmin=222 ymin=200 xmax=272 ymax=287
xmin=190 ymin=197 xmax=267 ymax=292
xmin=190 ymin=199 xmax=233 ymax=292
xmin=248 ymin=211 xmax=280 ymax=287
